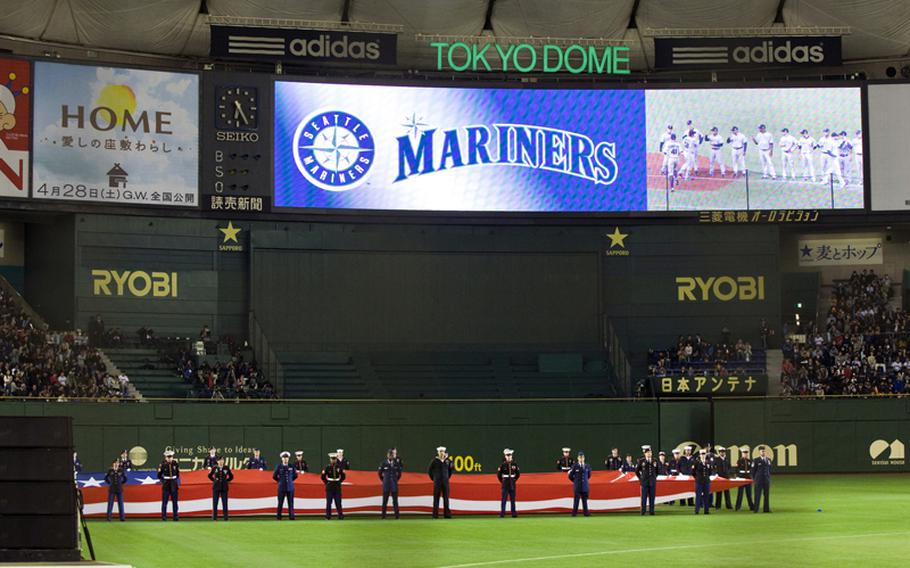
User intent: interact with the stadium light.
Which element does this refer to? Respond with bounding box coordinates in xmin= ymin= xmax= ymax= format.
xmin=415 ymin=33 xmax=631 ymax=48
xmin=642 ymin=26 xmax=851 ymax=38
xmin=206 ymin=15 xmax=405 ymax=34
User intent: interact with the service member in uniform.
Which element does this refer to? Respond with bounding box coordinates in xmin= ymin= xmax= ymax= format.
xmin=322 ymin=452 xmax=346 ymax=520
xmin=497 ymin=448 xmax=520 ymax=518
xmin=692 ymin=448 xmax=714 ymax=515
xmin=667 ymin=448 xmax=681 ymax=505
xmin=104 ymin=460 xmax=127 ymax=522
xmin=657 ymin=450 xmax=669 ymax=475
xmin=635 ymin=445 xmax=658 ymax=515
xmin=273 ymin=451 xmax=298 ymax=520
xmin=568 ymin=450 xmax=592 ymax=517
xmin=752 ymin=446 xmax=772 ymax=513
xmin=735 ymin=446 xmax=754 ymax=511
xmin=604 ymin=447 xmax=623 ymax=471
xmin=73 ymin=451 xmax=83 ymax=476
xmin=118 ymin=449 xmax=134 ymax=472
xmin=391 ymin=447 xmax=404 ymax=470
xmin=557 ymin=447 xmax=574 ymax=472
xmin=157 ymin=449 xmax=180 ymax=521
xmin=293 ymin=450 xmax=309 ymax=473
xmin=336 ymin=448 xmax=351 ymax=470
xmin=208 ymin=456 xmax=233 ymax=520
xmin=713 ymin=446 xmax=733 ymax=510
xmin=247 ymin=448 xmax=267 ymax=470
xmin=378 ymin=448 xmax=402 ymax=519
xmin=679 ymin=445 xmax=695 ymax=506
xmin=427 ymin=446 xmax=454 ymax=518
xmin=621 ymin=454 xmax=636 ymax=473
xmin=202 ymin=446 xmax=219 ymax=470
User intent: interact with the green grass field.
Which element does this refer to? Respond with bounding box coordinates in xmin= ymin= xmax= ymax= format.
xmin=85 ymin=475 xmax=910 ymax=568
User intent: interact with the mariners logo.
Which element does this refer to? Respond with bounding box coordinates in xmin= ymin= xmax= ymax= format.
xmin=292 ymin=110 xmax=375 ymax=191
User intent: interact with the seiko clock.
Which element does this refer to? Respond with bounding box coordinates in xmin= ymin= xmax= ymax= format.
xmin=216 ymin=86 xmax=258 ymax=130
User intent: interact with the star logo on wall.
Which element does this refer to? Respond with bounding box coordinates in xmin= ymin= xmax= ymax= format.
xmin=607 ymin=227 xmax=629 ymax=249
xmin=220 ymin=221 xmax=242 ymax=243
xmin=800 ymin=245 xmax=813 ymax=257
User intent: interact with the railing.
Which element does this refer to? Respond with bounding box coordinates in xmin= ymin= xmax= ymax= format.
xmin=248 ymin=311 xmax=282 ymax=393
xmin=0 ymin=276 xmax=47 ymax=330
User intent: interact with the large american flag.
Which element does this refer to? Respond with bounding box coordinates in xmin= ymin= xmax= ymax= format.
xmin=77 ymin=469 xmax=751 ymax=517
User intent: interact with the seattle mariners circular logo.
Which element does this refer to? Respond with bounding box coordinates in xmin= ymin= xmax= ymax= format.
xmin=292 ymin=110 xmax=375 ymax=192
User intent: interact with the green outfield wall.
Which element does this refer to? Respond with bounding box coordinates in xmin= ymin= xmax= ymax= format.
xmin=3 ymin=398 xmax=907 ymax=474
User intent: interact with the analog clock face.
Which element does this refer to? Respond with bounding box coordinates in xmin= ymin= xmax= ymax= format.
xmin=216 ymin=86 xmax=258 ymax=130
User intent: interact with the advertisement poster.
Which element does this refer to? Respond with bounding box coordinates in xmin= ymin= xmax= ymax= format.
xmin=33 ymin=62 xmax=198 ymax=207
xmin=0 ymin=58 xmax=30 ymax=198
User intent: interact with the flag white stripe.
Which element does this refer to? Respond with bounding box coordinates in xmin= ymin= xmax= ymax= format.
xmin=83 ymin=492 xmax=696 ymax=516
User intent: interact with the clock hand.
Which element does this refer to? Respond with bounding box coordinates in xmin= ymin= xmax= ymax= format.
xmin=233 ymin=100 xmax=248 ymax=124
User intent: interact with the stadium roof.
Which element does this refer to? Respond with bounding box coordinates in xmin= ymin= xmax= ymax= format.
xmin=1 ymin=0 xmax=909 ymax=70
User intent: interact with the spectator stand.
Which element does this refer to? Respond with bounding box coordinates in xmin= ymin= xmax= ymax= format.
xmin=781 ymin=270 xmax=910 ymax=397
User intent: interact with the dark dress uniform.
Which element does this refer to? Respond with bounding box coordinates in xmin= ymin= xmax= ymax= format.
xmin=497 ymin=460 xmax=520 ymax=518
xmin=104 ymin=468 xmax=127 ymax=521
xmin=74 ymin=456 xmax=83 ymax=475
xmin=678 ymin=453 xmax=695 ymax=506
xmin=568 ymin=461 xmax=592 ymax=516
xmin=273 ymin=463 xmax=298 ymax=519
xmin=751 ymin=455 xmax=772 ymax=513
xmin=118 ymin=457 xmax=134 ymax=472
xmin=427 ymin=456 xmax=454 ymax=518
xmin=321 ymin=462 xmax=346 ymax=519
xmin=247 ymin=455 xmax=267 ymax=470
xmin=735 ymin=455 xmax=754 ymax=511
xmin=667 ymin=456 xmax=680 ymax=504
xmin=604 ymin=455 xmax=623 ymax=471
xmin=656 ymin=458 xmax=669 ymax=476
xmin=337 ymin=456 xmax=351 ymax=470
xmin=293 ymin=459 xmax=309 ymax=473
xmin=620 ymin=459 xmax=636 ymax=473
xmin=713 ymin=453 xmax=733 ymax=510
xmin=208 ymin=465 xmax=233 ymax=520
xmin=635 ymin=457 xmax=659 ymax=515
xmin=156 ymin=460 xmax=180 ymax=521
xmin=378 ymin=458 xmax=402 ymax=518
xmin=692 ymin=457 xmax=714 ymax=514
xmin=557 ymin=454 xmax=575 ymax=472
xmin=202 ymin=454 xmax=219 ymax=470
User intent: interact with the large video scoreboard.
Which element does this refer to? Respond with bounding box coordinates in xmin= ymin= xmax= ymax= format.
xmin=0 ymin=55 xmax=894 ymax=218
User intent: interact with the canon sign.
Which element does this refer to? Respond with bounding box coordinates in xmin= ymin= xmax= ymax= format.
xmin=654 ymin=36 xmax=841 ymax=69
xmin=211 ymin=25 xmax=397 ymax=66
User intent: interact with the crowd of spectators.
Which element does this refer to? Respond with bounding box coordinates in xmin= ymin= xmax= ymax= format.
xmin=175 ymin=329 xmax=275 ymax=399
xmin=781 ymin=269 xmax=908 ymax=397
xmin=648 ymin=333 xmax=758 ymax=378
xmin=1 ymin=290 xmax=133 ymax=401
